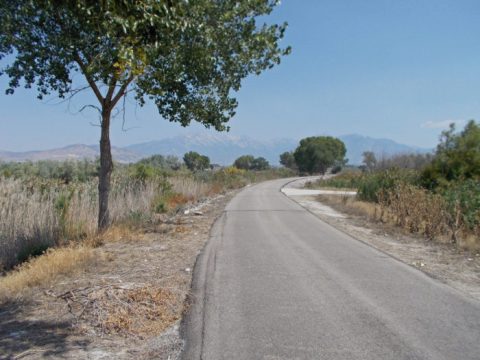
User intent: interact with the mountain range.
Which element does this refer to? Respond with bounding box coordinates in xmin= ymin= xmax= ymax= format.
xmin=0 ymin=133 xmax=431 ymax=165
xmin=0 ymin=144 xmax=142 ymax=164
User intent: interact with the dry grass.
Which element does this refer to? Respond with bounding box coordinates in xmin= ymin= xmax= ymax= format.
xmin=0 ymin=223 xmax=149 ymax=303
xmin=0 ymin=245 xmax=95 ymax=302
xmin=317 ymin=194 xmax=380 ymax=220
xmin=0 ymin=175 xmax=216 ymax=270
xmin=90 ymin=224 xmax=142 ymax=245
xmin=377 ymin=184 xmax=451 ymax=241
xmin=169 ymin=176 xmax=212 ymax=201
xmin=0 ymin=175 xmax=216 ymax=301
xmin=97 ymin=286 xmax=180 ymax=336
xmin=0 ymin=178 xmax=60 ymax=269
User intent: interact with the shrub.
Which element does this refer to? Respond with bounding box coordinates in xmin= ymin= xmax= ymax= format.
xmin=279 ymin=151 xmax=296 ymax=170
xmin=151 ymin=195 xmax=168 ymax=214
xmin=357 ymin=169 xmax=420 ymax=202
xmin=183 ymin=151 xmax=210 ymax=171
xmin=378 ymin=183 xmax=449 ymax=240
xmin=441 ymin=179 xmax=480 ymax=235
xmin=306 ymin=171 xmax=363 ymax=190
xmin=421 ymin=120 xmax=480 ymax=189
xmin=130 ymin=163 xmax=156 ymax=182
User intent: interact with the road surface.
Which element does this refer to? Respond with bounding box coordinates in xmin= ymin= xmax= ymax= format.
xmin=182 ymin=178 xmax=480 ymax=360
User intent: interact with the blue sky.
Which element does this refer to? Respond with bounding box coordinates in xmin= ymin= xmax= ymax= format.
xmin=2 ymin=0 xmax=480 ymax=151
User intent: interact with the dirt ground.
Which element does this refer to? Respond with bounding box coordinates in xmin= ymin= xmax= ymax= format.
xmin=289 ymin=193 xmax=480 ymax=301
xmin=0 ymin=192 xmax=235 ymax=360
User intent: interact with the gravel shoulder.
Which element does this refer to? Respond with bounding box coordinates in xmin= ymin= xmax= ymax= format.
xmin=283 ymin=180 xmax=480 ymax=301
xmin=0 ymin=191 xmax=236 ymax=360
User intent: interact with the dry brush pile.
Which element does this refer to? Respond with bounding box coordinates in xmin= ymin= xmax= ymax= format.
xmin=45 ymin=284 xmax=180 ymax=337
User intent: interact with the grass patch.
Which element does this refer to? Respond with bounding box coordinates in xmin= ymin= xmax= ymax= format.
xmin=0 ymin=245 xmax=95 ymax=303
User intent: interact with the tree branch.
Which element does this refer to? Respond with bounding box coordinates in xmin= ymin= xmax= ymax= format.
xmin=45 ymin=85 xmax=91 ymax=105
xmin=111 ymin=75 xmax=135 ymax=108
xmin=105 ymin=78 xmax=118 ymax=103
xmin=78 ymin=104 xmax=102 ymax=115
xmin=73 ymin=52 xmax=104 ymax=104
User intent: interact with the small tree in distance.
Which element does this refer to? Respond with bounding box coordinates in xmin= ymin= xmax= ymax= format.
xmin=233 ymin=155 xmax=255 ymax=170
xmin=362 ymin=151 xmax=377 ymax=172
xmin=294 ymin=136 xmax=346 ymax=174
xmin=252 ymin=157 xmax=270 ymax=171
xmin=183 ymin=151 xmax=210 ymax=172
xmin=233 ymin=155 xmax=270 ymax=170
xmin=0 ymin=1 xmax=290 ymax=231
xmin=279 ymin=151 xmax=297 ymax=170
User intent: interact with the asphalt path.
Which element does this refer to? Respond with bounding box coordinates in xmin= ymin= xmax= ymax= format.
xmin=182 ymin=178 xmax=480 ymax=360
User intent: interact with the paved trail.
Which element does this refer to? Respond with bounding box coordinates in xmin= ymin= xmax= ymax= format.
xmin=182 ymin=178 xmax=480 ymax=360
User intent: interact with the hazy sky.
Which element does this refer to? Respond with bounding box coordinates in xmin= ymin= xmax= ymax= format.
xmin=2 ymin=0 xmax=480 ymax=151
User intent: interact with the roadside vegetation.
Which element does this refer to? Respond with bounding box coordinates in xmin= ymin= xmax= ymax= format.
xmin=0 ymin=154 xmax=293 ymax=300
xmin=304 ymin=121 xmax=480 ymax=250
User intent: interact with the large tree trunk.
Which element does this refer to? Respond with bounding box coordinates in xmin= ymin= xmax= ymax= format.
xmin=98 ymin=106 xmax=113 ymax=231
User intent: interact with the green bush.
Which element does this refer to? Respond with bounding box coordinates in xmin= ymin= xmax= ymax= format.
xmin=311 ymin=169 xmax=420 ymax=203
xmin=441 ymin=179 xmax=480 ymax=231
xmin=151 ymin=193 xmax=169 ymax=214
xmin=307 ymin=171 xmax=363 ymax=190
xmin=357 ymin=169 xmax=420 ymax=202
xmin=421 ymin=120 xmax=480 ymax=189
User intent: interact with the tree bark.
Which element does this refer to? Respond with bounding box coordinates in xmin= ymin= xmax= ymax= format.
xmin=98 ymin=106 xmax=113 ymax=231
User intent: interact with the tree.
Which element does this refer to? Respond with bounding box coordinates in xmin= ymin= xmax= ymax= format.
xmin=279 ymin=151 xmax=297 ymax=170
xmin=293 ymin=136 xmax=346 ymax=174
xmin=165 ymin=156 xmax=182 ymax=171
xmin=233 ymin=155 xmax=255 ymax=170
xmin=183 ymin=151 xmax=210 ymax=171
xmin=422 ymin=120 xmax=480 ymax=188
xmin=362 ymin=151 xmax=377 ymax=172
xmin=234 ymin=155 xmax=270 ymax=170
xmin=251 ymin=157 xmax=270 ymax=170
xmin=138 ymin=155 xmax=168 ymax=169
xmin=0 ymin=1 xmax=290 ymax=231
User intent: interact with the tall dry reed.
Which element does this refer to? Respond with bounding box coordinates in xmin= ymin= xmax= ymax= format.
xmin=0 ymin=174 xmax=214 ymax=270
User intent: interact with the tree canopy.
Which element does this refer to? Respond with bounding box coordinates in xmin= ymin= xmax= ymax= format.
xmin=279 ymin=151 xmax=296 ymax=170
xmin=233 ymin=155 xmax=270 ymax=170
xmin=251 ymin=156 xmax=270 ymax=170
xmin=422 ymin=120 xmax=480 ymax=188
xmin=293 ymin=136 xmax=346 ymax=174
xmin=183 ymin=151 xmax=210 ymax=171
xmin=137 ymin=154 xmax=182 ymax=171
xmin=1 ymin=0 xmax=289 ymax=229
xmin=233 ymin=155 xmax=255 ymax=170
xmin=362 ymin=151 xmax=377 ymax=172
xmin=1 ymin=1 xmax=290 ymax=128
